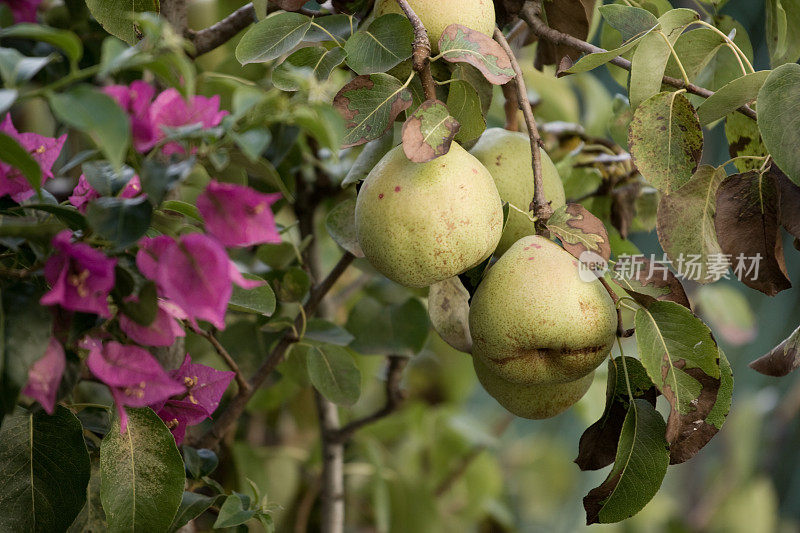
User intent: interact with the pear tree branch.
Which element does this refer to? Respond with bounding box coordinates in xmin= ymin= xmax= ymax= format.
xmin=494 ymin=27 xmax=554 ymax=229
xmin=394 ymin=0 xmax=437 ymax=100
xmin=519 ymin=0 xmax=757 ymax=121
xmin=189 ymin=3 xmax=257 ymax=57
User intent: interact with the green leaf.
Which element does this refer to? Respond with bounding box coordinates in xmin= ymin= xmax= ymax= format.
xmin=24 ymin=204 xmax=88 ymax=231
xmin=696 ymin=70 xmax=769 ymax=125
xmin=438 ymin=24 xmax=514 ymax=85
xmin=758 ymin=63 xmax=800 ymax=185
xmin=766 ymin=0 xmax=800 ymax=67
xmin=343 ymin=13 xmax=413 ymax=75
xmin=628 ymin=9 xmax=699 ymax=109
xmin=341 ymin=133 xmax=394 ymax=187
xmin=182 ymin=447 xmax=218 ymax=479
xmin=304 ymin=318 xmax=355 ymax=346
xmin=598 ymin=4 xmax=660 ymax=42
xmin=85 ymin=0 xmax=159 ymax=45
xmin=272 ymin=46 xmax=346 ymax=91
xmin=655 ymin=165 xmax=725 ymax=283
xmin=326 ymin=197 xmax=365 ymax=257
xmin=99 ymin=36 xmax=149 ymax=77
xmin=305 ymin=14 xmax=356 ymax=42
xmin=170 ymin=492 xmax=224 ymax=532
xmin=0 ymin=48 xmax=53 ymax=87
xmin=49 ymin=85 xmax=131 ymax=170
xmin=333 ymin=73 xmax=413 ymax=148
xmin=86 ymin=196 xmax=153 ymax=250
xmin=0 ymin=407 xmax=90 ymax=532
xmin=0 ymin=88 xmax=16 ymax=115
xmin=446 ymin=80 xmax=485 ymax=145
xmin=611 ymin=256 xmax=690 ymax=309
xmin=427 ymin=276 xmax=472 ymax=353
xmin=235 ymin=12 xmax=312 ymax=65
xmin=0 ymin=283 xmax=53 ymax=421
xmin=82 ymin=160 xmax=136 ymax=196
xmin=229 ymin=274 xmax=276 ymax=317
xmin=583 ymin=399 xmax=668 ymax=524
xmin=213 ymin=493 xmax=256 ymax=528
xmin=629 ymin=91 xmax=703 ymax=193
xmin=293 ymin=103 xmax=346 ymax=152
xmin=161 ymin=200 xmax=202 ymax=222
xmin=304 ymin=343 xmax=361 ymax=405
xmin=0 ymin=132 xmax=42 ymax=194
xmin=725 ymin=110 xmax=768 ymax=173
xmin=564 ymin=27 xmax=653 ymax=75
xmin=346 ymin=297 xmax=429 ymax=356
xmin=695 ymin=284 xmax=756 ymax=345
xmin=0 ymin=23 xmax=82 ymax=66
xmin=401 ymin=99 xmax=460 ymax=163
xmin=100 ymin=407 xmax=185 ymax=533
xmin=273 ymin=266 xmax=311 ymax=303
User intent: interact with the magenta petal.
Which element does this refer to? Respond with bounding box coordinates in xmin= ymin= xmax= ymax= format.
xmin=197 ymin=180 xmax=282 ymax=247
xmin=7 ymin=0 xmax=42 ymax=23
xmin=86 ymin=340 xmax=185 ymax=406
xmin=229 ymin=263 xmax=264 ymax=289
xmin=40 ymin=231 xmax=116 ymax=317
xmin=0 ymin=114 xmax=66 ymax=202
xmin=136 ymin=235 xmax=175 ymax=283
xmin=119 ymin=299 xmax=186 ymax=347
xmin=109 ymin=388 xmax=131 ymax=434
xmin=172 ymin=353 xmax=235 ymax=417
xmin=104 ymin=82 xmax=158 ymax=153
xmin=156 ymin=400 xmax=208 ymax=444
xmin=22 ymin=338 xmax=66 ymax=414
xmin=156 ymin=234 xmax=233 ymax=330
xmin=149 ymin=89 xmax=228 ymax=154
xmin=68 ymin=174 xmax=100 ymax=213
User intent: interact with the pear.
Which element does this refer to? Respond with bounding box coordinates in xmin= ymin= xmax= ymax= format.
xmin=470 ymin=128 xmax=566 ymax=255
xmin=356 ymin=143 xmax=503 ymax=288
xmin=373 ymin=0 xmax=495 ymax=53
xmin=469 ymin=235 xmax=616 ymax=384
xmin=474 ymin=357 xmax=593 ymax=419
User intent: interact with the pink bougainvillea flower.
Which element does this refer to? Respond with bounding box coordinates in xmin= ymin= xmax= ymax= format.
xmin=119 ymin=299 xmax=186 ymax=347
xmin=172 ymin=353 xmax=234 ymax=416
xmin=40 ymin=231 xmax=116 ymax=318
xmin=2 ymin=0 xmax=41 ymax=23
xmin=84 ymin=339 xmax=184 ymax=432
xmin=103 ymin=81 xmax=158 ymax=152
xmin=68 ymin=173 xmax=142 ymax=213
xmin=0 ymin=114 xmax=66 ymax=202
xmin=156 ymin=399 xmax=208 ymax=444
xmin=22 ymin=338 xmax=66 ymax=414
xmin=197 ymin=181 xmax=282 ymax=247
xmin=136 ymin=234 xmax=263 ymax=329
xmin=149 ymin=89 xmax=228 ymax=155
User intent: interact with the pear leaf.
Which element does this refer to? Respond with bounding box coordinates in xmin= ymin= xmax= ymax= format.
xmin=612 ymin=255 xmax=690 ymax=309
xmin=326 ymin=197 xmax=365 ymax=258
xmin=438 ymin=24 xmax=514 ymax=85
xmin=427 ymin=277 xmax=472 ymax=353
xmin=547 ymin=203 xmax=611 ymax=262
xmin=750 ymin=324 xmax=800 ymax=376
xmin=401 ymin=99 xmax=460 ymax=163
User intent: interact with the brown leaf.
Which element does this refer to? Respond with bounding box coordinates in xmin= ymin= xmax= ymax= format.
xmin=535 ymin=0 xmax=594 ymax=66
xmin=494 ymin=0 xmax=526 ymax=27
xmin=770 ymin=163 xmax=800 ymax=239
xmin=611 ymin=182 xmax=639 ymax=239
xmin=400 ymin=99 xmax=460 ymax=163
xmin=270 ymin=0 xmax=308 ymax=11
xmin=613 ymin=256 xmax=691 ymax=309
xmin=576 ymin=357 xmax=658 ymax=471
xmin=438 ymin=24 xmax=515 ymax=85
xmin=715 ymin=170 xmax=791 ymax=296
xmin=547 ymin=203 xmax=611 ymax=262
xmin=750 ymin=325 xmax=800 ymax=376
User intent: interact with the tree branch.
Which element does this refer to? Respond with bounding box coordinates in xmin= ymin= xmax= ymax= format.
xmin=330 ymin=355 xmax=407 ymax=443
xmin=394 ymin=0 xmax=436 ymax=100
xmin=316 ymin=392 xmax=345 ymax=533
xmin=189 ymin=3 xmax=257 ymax=57
xmin=190 ymin=251 xmax=355 ymax=450
xmin=196 ymin=328 xmax=250 ymax=394
xmin=519 ymin=0 xmax=757 ymax=121
xmin=494 ymin=27 xmax=553 ymax=229
xmin=161 ymin=0 xmax=189 ymax=36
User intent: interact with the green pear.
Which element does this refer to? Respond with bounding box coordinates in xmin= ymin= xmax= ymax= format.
xmin=469 ymin=235 xmax=616 ymax=384
xmin=470 ymin=128 xmax=566 ymax=255
xmin=474 ymin=356 xmax=593 ymax=419
xmin=373 ymin=0 xmax=495 ymax=53
xmin=356 ymin=143 xmax=503 ymax=288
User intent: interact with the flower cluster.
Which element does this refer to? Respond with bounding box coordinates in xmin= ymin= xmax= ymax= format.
xmin=8 ymin=81 xmax=283 ymax=441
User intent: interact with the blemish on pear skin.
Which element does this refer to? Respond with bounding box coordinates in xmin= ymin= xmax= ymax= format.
xmin=378 ymin=193 xmax=384 ymax=199
xmin=524 ymin=243 xmax=542 ymax=250
xmin=394 ymin=186 xmax=401 ymax=192
xmin=471 ymin=168 xmax=478 ymax=174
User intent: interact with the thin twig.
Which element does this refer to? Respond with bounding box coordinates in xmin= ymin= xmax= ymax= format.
xmin=494 ymin=27 xmax=553 ymax=229
xmin=191 ymin=251 xmax=355 ymax=450
xmin=434 ymin=414 xmax=514 ymax=497
xmin=189 ymin=3 xmax=257 ymax=57
xmin=395 ymin=0 xmax=436 ymax=100
xmin=519 ymin=1 xmax=757 ymax=121
xmin=294 ymin=473 xmax=322 ymax=533
xmin=197 ymin=328 xmax=251 ymax=394
xmin=330 ymin=356 xmax=408 ymax=443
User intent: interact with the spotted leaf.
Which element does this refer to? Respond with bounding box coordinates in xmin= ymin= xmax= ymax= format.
xmin=401 ymin=99 xmax=460 ymax=163
xmin=438 ymin=24 xmax=514 ymax=85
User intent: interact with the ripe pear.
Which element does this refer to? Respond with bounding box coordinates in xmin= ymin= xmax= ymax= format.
xmin=470 ymin=128 xmax=566 ymax=255
xmin=469 ymin=235 xmax=616 ymax=384
xmin=373 ymin=0 xmax=495 ymax=53
xmin=474 ymin=357 xmax=593 ymax=419
xmin=356 ymin=143 xmax=503 ymax=288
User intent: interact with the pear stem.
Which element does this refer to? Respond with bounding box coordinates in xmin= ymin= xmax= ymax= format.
xmin=395 ymin=0 xmax=437 ymax=101
xmin=493 ymin=27 xmax=554 ymax=231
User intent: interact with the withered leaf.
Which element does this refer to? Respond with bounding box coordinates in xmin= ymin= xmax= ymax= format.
xmin=401 ymin=99 xmax=460 ymax=163
xmin=438 ymin=24 xmax=514 ymax=85
xmin=715 ymin=170 xmax=791 ymax=296
xmin=576 ymin=356 xmax=658 ymax=471
xmin=770 ymin=163 xmax=800 ymax=240
xmin=536 ymin=0 xmax=594 ymax=66
xmin=750 ymin=324 xmax=800 ymax=377
xmin=547 ymin=203 xmax=611 ymax=262
xmin=612 ymin=256 xmax=691 ymax=309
